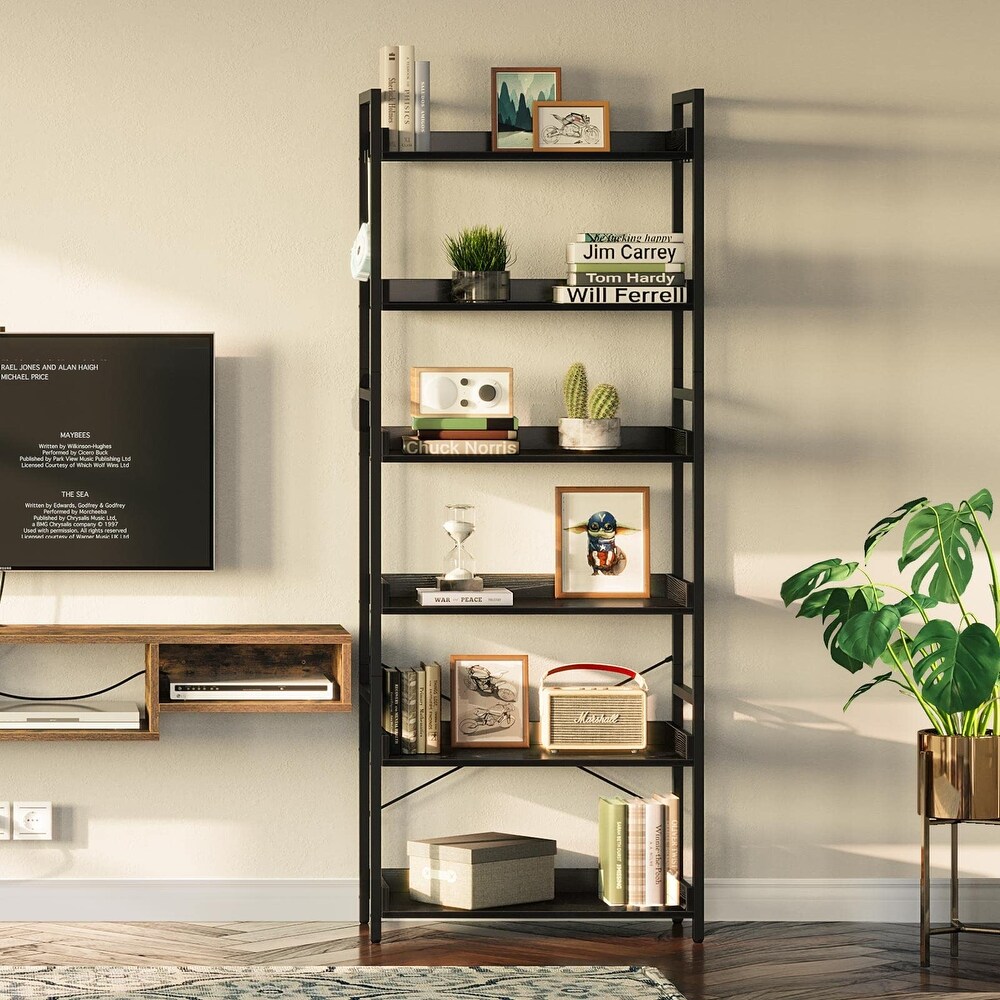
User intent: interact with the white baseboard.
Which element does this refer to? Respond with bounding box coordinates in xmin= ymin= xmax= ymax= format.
xmin=4 ymin=877 xmax=999 ymax=923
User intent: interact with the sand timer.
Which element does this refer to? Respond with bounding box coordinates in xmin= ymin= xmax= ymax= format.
xmin=437 ymin=503 xmax=483 ymax=591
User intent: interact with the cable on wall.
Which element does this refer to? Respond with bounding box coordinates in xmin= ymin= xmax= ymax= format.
xmin=0 ymin=670 xmax=146 ymax=702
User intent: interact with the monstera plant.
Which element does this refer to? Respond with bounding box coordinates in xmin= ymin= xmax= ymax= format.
xmin=781 ymin=489 xmax=1000 ymax=737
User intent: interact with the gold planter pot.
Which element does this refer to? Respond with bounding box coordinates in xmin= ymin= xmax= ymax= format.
xmin=918 ymin=729 xmax=1000 ymax=819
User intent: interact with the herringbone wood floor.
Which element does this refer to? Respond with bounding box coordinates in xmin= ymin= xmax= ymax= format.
xmin=0 ymin=921 xmax=997 ymax=999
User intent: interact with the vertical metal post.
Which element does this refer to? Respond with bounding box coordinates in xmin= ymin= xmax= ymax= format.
xmin=951 ymin=822 xmax=959 ymax=956
xmin=367 ymin=92 xmax=385 ymax=946
xmin=920 ymin=752 xmax=931 ymax=966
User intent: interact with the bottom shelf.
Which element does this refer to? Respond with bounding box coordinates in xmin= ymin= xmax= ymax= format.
xmin=0 ymin=727 xmax=158 ymax=742
xmin=381 ymin=867 xmax=692 ymax=920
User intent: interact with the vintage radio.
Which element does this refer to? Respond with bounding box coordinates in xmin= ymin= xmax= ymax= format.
xmin=539 ymin=663 xmax=648 ymax=752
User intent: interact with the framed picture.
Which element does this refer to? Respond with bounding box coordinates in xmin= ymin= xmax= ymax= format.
xmin=533 ymin=101 xmax=611 ymax=152
xmin=491 ymin=67 xmax=562 ymax=152
xmin=450 ymin=654 xmax=529 ymax=748
xmin=555 ymin=486 xmax=650 ymax=598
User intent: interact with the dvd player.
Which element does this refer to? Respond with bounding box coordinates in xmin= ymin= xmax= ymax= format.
xmin=168 ymin=675 xmax=335 ymax=701
xmin=0 ymin=700 xmax=141 ymax=729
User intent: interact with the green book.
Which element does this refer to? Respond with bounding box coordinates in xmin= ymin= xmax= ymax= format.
xmin=598 ymin=796 xmax=627 ymax=908
xmin=411 ymin=416 xmax=519 ymax=430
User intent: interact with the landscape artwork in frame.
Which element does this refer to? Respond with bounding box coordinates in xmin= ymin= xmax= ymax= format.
xmin=450 ymin=654 xmax=529 ymax=748
xmin=555 ymin=486 xmax=650 ymax=599
xmin=491 ymin=67 xmax=561 ymax=151
xmin=533 ymin=101 xmax=611 ymax=152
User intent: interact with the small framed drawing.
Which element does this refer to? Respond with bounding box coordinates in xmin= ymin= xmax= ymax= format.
xmin=555 ymin=486 xmax=650 ymax=598
xmin=533 ymin=100 xmax=611 ymax=152
xmin=491 ymin=67 xmax=562 ymax=152
xmin=450 ymin=654 xmax=529 ymax=748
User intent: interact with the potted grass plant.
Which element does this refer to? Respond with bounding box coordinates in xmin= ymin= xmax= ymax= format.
xmin=558 ymin=362 xmax=621 ymax=450
xmin=781 ymin=489 xmax=1000 ymax=819
xmin=444 ymin=224 xmax=514 ymax=302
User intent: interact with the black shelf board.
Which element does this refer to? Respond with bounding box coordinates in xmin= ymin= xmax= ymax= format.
xmin=381 ymin=867 xmax=692 ymax=919
xmin=379 ymin=128 xmax=693 ymax=162
xmin=382 ymin=720 xmax=693 ymax=767
xmin=380 ymin=573 xmax=693 ymax=616
xmin=381 ymin=278 xmax=692 ymax=311
xmin=381 ymin=425 xmax=691 ymax=464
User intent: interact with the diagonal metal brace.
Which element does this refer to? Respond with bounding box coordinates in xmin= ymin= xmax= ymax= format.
xmin=614 ymin=654 xmax=673 ymax=686
xmin=577 ymin=766 xmax=641 ymax=799
xmin=381 ymin=766 xmax=463 ymax=809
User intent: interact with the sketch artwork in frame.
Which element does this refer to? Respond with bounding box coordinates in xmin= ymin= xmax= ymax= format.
xmin=533 ymin=100 xmax=611 ymax=152
xmin=555 ymin=486 xmax=650 ymax=599
xmin=491 ymin=67 xmax=562 ymax=151
xmin=450 ymin=654 xmax=529 ymax=748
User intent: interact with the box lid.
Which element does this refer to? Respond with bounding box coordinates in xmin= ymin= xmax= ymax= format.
xmin=407 ymin=831 xmax=557 ymax=863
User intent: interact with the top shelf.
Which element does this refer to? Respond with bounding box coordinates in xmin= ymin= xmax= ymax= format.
xmin=374 ymin=128 xmax=694 ymax=163
xmin=0 ymin=624 xmax=351 ymax=645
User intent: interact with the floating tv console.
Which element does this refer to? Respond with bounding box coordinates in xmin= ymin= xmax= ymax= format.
xmin=0 ymin=624 xmax=352 ymax=741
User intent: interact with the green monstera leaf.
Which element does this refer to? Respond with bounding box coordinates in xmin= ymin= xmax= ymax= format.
xmin=796 ymin=585 xmax=882 ymax=619
xmin=898 ymin=498 xmax=991 ymax=603
xmin=838 ymin=606 xmax=902 ymax=666
xmin=821 ymin=588 xmax=874 ymax=674
xmin=864 ymin=497 xmax=927 ymax=560
xmin=843 ymin=671 xmax=902 ymax=712
xmin=781 ymin=559 xmax=858 ymax=607
xmin=909 ymin=620 xmax=1000 ymax=714
xmin=888 ymin=593 xmax=938 ymax=617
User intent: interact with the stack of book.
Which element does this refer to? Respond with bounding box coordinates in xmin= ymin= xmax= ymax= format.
xmin=383 ymin=662 xmax=442 ymax=754
xmin=553 ymin=232 xmax=687 ymax=305
xmin=598 ymin=793 xmax=680 ymax=909
xmin=378 ymin=45 xmax=430 ymax=152
xmin=402 ymin=415 xmax=520 ymax=456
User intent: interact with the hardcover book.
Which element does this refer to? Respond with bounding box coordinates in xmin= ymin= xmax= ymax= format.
xmin=398 ymin=45 xmax=415 ymax=152
xmin=644 ymin=797 xmax=666 ymax=907
xmin=415 ymin=60 xmax=430 ymax=152
xmin=566 ymin=262 xmax=684 ymax=274
xmin=416 ymin=587 xmax=514 ymax=606
xmin=598 ymin=796 xmax=627 ymax=908
xmin=415 ymin=430 xmax=518 ymax=440
xmin=553 ymin=286 xmax=687 ymax=305
xmin=567 ymin=271 xmax=684 ymax=286
xmin=400 ymin=667 xmax=418 ymax=754
xmin=576 ymin=232 xmax=684 ymax=243
xmin=567 ymin=242 xmax=685 ymax=265
xmin=415 ymin=664 xmax=427 ymax=753
xmin=411 ymin=416 xmax=519 ymax=430
xmin=383 ymin=666 xmax=402 ymax=754
xmin=626 ymin=798 xmax=646 ymax=910
xmin=656 ymin=792 xmax=681 ymax=906
xmin=423 ymin=660 xmax=441 ymax=753
xmin=378 ymin=45 xmax=399 ymax=153
xmin=402 ymin=437 xmax=520 ymax=456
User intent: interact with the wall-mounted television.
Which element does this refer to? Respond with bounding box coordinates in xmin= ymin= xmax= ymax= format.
xmin=0 ymin=333 xmax=214 ymax=570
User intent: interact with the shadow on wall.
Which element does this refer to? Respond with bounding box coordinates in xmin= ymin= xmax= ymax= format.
xmin=215 ymin=354 xmax=274 ymax=571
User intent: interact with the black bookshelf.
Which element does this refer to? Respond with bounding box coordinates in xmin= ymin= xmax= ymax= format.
xmin=358 ymin=87 xmax=706 ymax=945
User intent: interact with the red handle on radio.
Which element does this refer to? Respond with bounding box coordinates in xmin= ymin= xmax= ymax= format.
xmin=541 ymin=663 xmax=648 ymax=691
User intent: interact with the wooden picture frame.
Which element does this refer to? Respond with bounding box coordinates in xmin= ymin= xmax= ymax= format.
xmin=450 ymin=654 xmax=529 ymax=748
xmin=533 ymin=101 xmax=611 ymax=153
xmin=491 ymin=67 xmax=562 ymax=152
xmin=555 ymin=486 xmax=650 ymax=599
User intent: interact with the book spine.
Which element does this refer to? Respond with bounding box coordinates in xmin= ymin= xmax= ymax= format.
xmin=626 ymin=799 xmax=645 ymax=910
xmin=398 ymin=45 xmax=415 ymax=152
xmin=598 ymin=797 xmax=626 ymax=908
xmin=389 ymin=670 xmax=402 ymax=754
xmin=417 ymin=591 xmax=514 ymax=606
xmin=415 ymin=665 xmax=426 ymax=753
xmin=416 ymin=430 xmax=518 ymax=440
xmin=575 ymin=232 xmax=684 ymax=243
xmin=567 ymin=242 xmax=685 ymax=265
xmin=566 ymin=262 xmax=684 ymax=274
xmin=401 ymin=669 xmax=417 ymax=753
xmin=611 ymin=798 xmax=627 ymax=907
xmin=415 ymin=60 xmax=430 ymax=152
xmin=644 ymin=799 xmax=665 ymax=908
xmin=382 ymin=668 xmax=393 ymax=745
xmin=411 ymin=416 xmax=519 ymax=430
xmin=664 ymin=793 xmax=680 ymax=906
xmin=378 ymin=45 xmax=399 ymax=153
xmin=568 ymin=271 xmax=685 ymax=287
xmin=553 ymin=286 xmax=687 ymax=305
xmin=424 ymin=661 xmax=441 ymax=753
xmin=403 ymin=438 xmax=520 ymax=456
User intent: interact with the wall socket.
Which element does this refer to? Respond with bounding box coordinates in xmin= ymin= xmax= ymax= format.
xmin=12 ymin=801 xmax=52 ymax=840
xmin=0 ymin=802 xmax=9 ymax=840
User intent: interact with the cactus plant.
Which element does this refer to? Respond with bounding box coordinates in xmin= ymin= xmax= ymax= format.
xmin=588 ymin=383 xmax=620 ymax=420
xmin=563 ymin=362 xmax=589 ymax=419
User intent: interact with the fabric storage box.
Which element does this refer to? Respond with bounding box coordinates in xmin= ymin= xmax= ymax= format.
xmin=407 ymin=832 xmax=557 ymax=910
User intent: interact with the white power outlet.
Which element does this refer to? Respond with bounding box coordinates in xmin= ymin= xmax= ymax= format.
xmin=13 ymin=801 xmax=52 ymax=840
xmin=0 ymin=802 xmax=9 ymax=840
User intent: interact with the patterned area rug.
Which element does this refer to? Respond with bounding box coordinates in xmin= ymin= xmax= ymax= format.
xmin=0 ymin=966 xmax=685 ymax=999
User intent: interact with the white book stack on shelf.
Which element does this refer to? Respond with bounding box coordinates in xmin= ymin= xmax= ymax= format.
xmin=378 ymin=45 xmax=429 ymax=154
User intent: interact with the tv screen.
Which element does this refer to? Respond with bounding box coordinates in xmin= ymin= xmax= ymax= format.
xmin=0 ymin=333 xmax=214 ymax=570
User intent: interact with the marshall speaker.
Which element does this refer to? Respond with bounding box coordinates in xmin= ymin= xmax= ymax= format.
xmin=539 ymin=663 xmax=648 ymax=752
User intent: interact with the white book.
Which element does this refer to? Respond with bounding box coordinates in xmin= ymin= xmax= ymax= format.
xmin=398 ymin=45 xmax=415 ymax=152
xmin=655 ymin=793 xmax=681 ymax=906
xmin=378 ymin=45 xmax=399 ymax=153
xmin=423 ymin=660 xmax=441 ymax=753
xmin=567 ymin=242 xmax=685 ymax=265
xmin=415 ymin=664 xmax=426 ymax=753
xmin=415 ymin=60 xmax=430 ymax=152
xmin=416 ymin=587 xmax=514 ymax=606
xmin=567 ymin=271 xmax=685 ymax=287
xmin=644 ymin=798 xmax=666 ymax=908
xmin=553 ymin=285 xmax=687 ymax=305
xmin=575 ymin=232 xmax=685 ymax=243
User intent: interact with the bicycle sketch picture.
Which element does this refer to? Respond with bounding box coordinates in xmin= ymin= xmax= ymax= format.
xmin=533 ymin=100 xmax=611 ymax=153
xmin=450 ymin=654 xmax=529 ymax=748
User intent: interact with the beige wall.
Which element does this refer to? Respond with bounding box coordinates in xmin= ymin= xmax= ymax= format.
xmin=2 ymin=0 xmax=1000 ymax=901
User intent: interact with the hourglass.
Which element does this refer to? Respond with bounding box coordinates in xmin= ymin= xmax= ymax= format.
xmin=436 ymin=503 xmax=484 ymax=591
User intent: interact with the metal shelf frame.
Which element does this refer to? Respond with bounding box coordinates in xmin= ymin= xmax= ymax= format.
xmin=358 ymin=86 xmax=705 ymax=945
